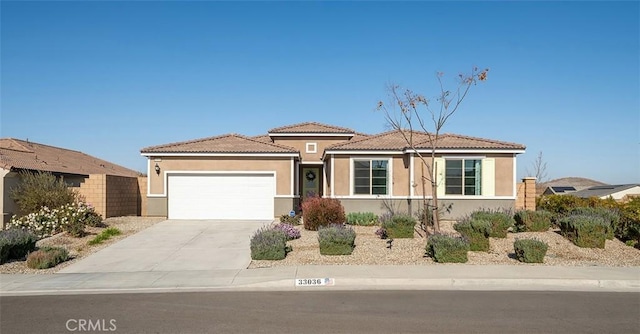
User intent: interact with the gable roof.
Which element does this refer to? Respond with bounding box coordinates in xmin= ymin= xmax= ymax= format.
xmin=570 ymin=184 xmax=640 ymax=199
xmin=0 ymin=138 xmax=140 ymax=177
xmin=140 ymin=134 xmax=299 ymax=154
xmin=543 ymin=186 xmax=577 ymax=195
xmin=268 ymin=122 xmax=355 ymax=135
xmin=327 ymin=130 xmax=525 ymax=151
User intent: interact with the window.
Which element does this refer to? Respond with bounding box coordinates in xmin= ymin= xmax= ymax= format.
xmin=353 ymin=159 xmax=388 ymax=195
xmin=445 ymin=159 xmax=482 ymax=195
xmin=306 ymin=142 xmax=317 ymax=153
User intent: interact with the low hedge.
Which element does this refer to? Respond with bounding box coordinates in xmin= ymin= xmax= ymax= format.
xmin=346 ymin=212 xmax=378 ymax=226
xmin=0 ymin=229 xmax=37 ymax=264
xmin=514 ymin=210 xmax=553 ymax=232
xmin=426 ymin=234 xmax=469 ymax=263
xmin=470 ymin=210 xmax=514 ymax=238
xmin=250 ymin=227 xmax=288 ymax=260
xmin=318 ymin=224 xmax=356 ymax=255
xmin=381 ymin=215 xmax=415 ymax=239
xmin=559 ymin=215 xmax=608 ymax=248
xmin=26 ymin=246 xmax=69 ymax=269
xmin=454 ymin=219 xmax=491 ymax=251
xmin=569 ymin=207 xmax=617 ymax=240
xmin=514 ymin=239 xmax=548 ymax=263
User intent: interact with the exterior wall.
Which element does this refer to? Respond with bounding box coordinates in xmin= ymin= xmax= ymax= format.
xmin=147 ymin=197 xmax=168 ymax=217
xmin=76 ymin=174 xmax=107 ymax=218
xmin=515 ymin=177 xmax=537 ymax=211
xmin=1 ymin=169 xmax=20 ymax=228
xmin=337 ymin=198 xmax=515 ymax=220
xmin=149 ymin=156 xmax=293 ymax=196
xmin=275 ymin=197 xmax=295 ymax=217
xmin=270 ymin=137 xmax=349 ymax=163
xmin=331 ymin=155 xmax=408 ymax=197
xmin=76 ymin=174 xmax=145 ymax=218
xmin=137 ymin=177 xmax=147 ymax=216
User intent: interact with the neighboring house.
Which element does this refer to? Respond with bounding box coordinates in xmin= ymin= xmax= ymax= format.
xmin=542 ymin=186 xmax=577 ymax=196
xmin=141 ymin=122 xmax=526 ymax=220
xmin=0 ymin=138 xmax=144 ymax=226
xmin=570 ymin=184 xmax=640 ymax=201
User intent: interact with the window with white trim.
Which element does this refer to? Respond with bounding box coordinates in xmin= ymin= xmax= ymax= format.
xmin=353 ymin=159 xmax=389 ymax=195
xmin=445 ymin=159 xmax=482 ymax=195
xmin=306 ymin=142 xmax=317 ymax=153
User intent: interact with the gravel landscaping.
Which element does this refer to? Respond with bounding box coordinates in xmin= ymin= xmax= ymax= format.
xmin=249 ymin=221 xmax=640 ymax=268
xmin=0 ymin=216 xmax=165 ymax=274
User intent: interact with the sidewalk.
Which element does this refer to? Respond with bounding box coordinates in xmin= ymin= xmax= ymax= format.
xmin=1 ymin=265 xmax=639 ymax=296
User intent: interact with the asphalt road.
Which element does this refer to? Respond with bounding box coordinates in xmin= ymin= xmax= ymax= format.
xmin=1 ymin=291 xmax=638 ymax=333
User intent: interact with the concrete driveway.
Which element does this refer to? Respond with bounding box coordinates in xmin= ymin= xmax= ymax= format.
xmin=59 ymin=220 xmax=270 ymax=273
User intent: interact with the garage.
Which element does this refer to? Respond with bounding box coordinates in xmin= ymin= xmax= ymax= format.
xmin=167 ymin=173 xmax=275 ymax=220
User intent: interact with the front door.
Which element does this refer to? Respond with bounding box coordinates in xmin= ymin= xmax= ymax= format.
xmin=301 ymin=166 xmax=322 ymax=198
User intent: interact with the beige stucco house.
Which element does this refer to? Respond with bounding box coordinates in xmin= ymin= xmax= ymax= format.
xmin=142 ymin=122 xmax=526 ymax=220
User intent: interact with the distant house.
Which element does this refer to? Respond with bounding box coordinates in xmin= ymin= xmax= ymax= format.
xmin=542 ymin=186 xmax=577 ymax=196
xmin=570 ymin=184 xmax=640 ymax=200
xmin=0 ymin=138 xmax=145 ymax=226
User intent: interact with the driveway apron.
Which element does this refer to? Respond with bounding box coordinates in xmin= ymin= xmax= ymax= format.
xmin=59 ymin=220 xmax=269 ymax=273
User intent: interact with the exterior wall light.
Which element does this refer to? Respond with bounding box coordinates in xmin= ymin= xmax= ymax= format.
xmin=154 ymin=163 xmax=161 ymax=175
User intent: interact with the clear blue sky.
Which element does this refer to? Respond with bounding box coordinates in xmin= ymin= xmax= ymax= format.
xmin=1 ymin=1 xmax=638 ymax=184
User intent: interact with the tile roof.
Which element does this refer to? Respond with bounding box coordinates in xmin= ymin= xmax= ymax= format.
xmin=268 ymin=122 xmax=355 ymax=134
xmin=328 ymin=130 xmax=525 ymax=151
xmin=140 ymin=134 xmax=299 ymax=154
xmin=0 ymin=138 xmax=140 ymax=177
xmin=251 ymin=134 xmax=273 ymax=143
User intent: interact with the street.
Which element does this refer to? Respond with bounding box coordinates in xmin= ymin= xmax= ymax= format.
xmin=1 ymin=290 xmax=638 ymax=333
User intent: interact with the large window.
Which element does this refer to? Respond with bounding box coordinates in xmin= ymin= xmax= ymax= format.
xmin=445 ymin=159 xmax=482 ymax=195
xmin=353 ymin=159 xmax=389 ymax=195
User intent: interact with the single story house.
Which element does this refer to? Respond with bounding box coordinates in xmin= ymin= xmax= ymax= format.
xmin=141 ymin=122 xmax=526 ymax=220
xmin=1 ymin=138 xmax=144 ymax=225
xmin=542 ymin=186 xmax=577 ymax=196
xmin=570 ymin=184 xmax=640 ymax=201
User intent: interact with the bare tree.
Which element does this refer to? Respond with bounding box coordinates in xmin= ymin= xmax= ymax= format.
xmin=376 ymin=67 xmax=488 ymax=234
xmin=526 ymin=151 xmax=548 ymax=183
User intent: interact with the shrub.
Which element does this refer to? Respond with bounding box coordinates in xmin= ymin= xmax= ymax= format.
xmin=470 ymin=210 xmax=514 ymax=238
xmin=514 ymin=210 xmax=553 ymax=232
xmin=26 ymin=246 xmax=69 ymax=269
xmin=514 ymin=239 xmax=548 ymax=263
xmin=250 ymin=227 xmax=288 ymax=260
xmin=453 ymin=219 xmax=491 ymax=251
xmin=619 ymin=197 xmax=640 ymax=247
xmin=559 ymin=215 xmax=608 ymax=248
xmin=301 ymin=196 xmax=346 ymax=231
xmin=0 ymin=229 xmax=37 ymax=263
xmin=9 ymin=202 xmax=100 ymax=238
xmin=279 ymin=213 xmax=302 ymax=225
xmin=569 ymin=207 xmax=618 ymax=240
xmin=10 ymin=171 xmax=78 ymax=216
xmin=380 ymin=214 xmax=415 ymax=239
xmin=426 ymin=234 xmax=469 ymax=263
xmin=375 ymin=227 xmax=388 ymax=239
xmin=88 ymin=227 xmax=122 ymax=245
xmin=318 ymin=224 xmax=356 ymax=255
xmin=272 ymin=223 xmax=301 ymax=241
xmin=536 ymin=195 xmax=590 ymax=218
xmin=346 ymin=212 xmax=378 ymax=226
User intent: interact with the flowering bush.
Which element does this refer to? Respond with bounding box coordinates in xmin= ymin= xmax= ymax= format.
xmin=375 ymin=227 xmax=388 ymax=239
xmin=8 ymin=202 xmax=102 ymax=239
xmin=301 ymin=196 xmax=346 ymax=231
xmin=272 ymin=223 xmax=301 ymax=240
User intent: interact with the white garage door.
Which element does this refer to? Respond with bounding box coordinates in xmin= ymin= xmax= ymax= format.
xmin=168 ymin=173 xmax=275 ymax=220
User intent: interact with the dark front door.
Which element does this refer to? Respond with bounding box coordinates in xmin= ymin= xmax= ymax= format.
xmin=301 ymin=166 xmax=322 ymax=198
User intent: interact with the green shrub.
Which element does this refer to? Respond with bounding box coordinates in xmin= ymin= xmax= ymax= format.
xmin=514 ymin=210 xmax=553 ymax=232
xmin=470 ymin=210 xmax=514 ymax=238
xmin=318 ymin=224 xmax=356 ymax=255
xmin=346 ymin=212 xmax=378 ymax=226
xmin=0 ymin=229 xmax=37 ymax=263
xmin=514 ymin=239 xmax=548 ymax=263
xmin=537 ymin=195 xmax=590 ymax=218
xmin=426 ymin=234 xmax=469 ymax=263
xmin=88 ymin=227 xmax=122 ymax=245
xmin=454 ymin=219 xmax=491 ymax=251
xmin=10 ymin=171 xmax=78 ymax=216
xmin=279 ymin=213 xmax=302 ymax=225
xmin=380 ymin=214 xmax=415 ymax=238
xmin=9 ymin=202 xmax=101 ymax=238
xmin=301 ymin=197 xmax=346 ymax=231
xmin=569 ymin=207 xmax=618 ymax=240
xmin=619 ymin=197 xmax=640 ymax=247
xmin=559 ymin=215 xmax=608 ymax=248
xmin=250 ymin=227 xmax=288 ymax=260
xmin=26 ymin=246 xmax=69 ymax=269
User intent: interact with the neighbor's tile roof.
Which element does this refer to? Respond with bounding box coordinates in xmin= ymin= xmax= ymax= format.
xmin=141 ymin=134 xmax=298 ymax=154
xmin=328 ymin=130 xmax=525 ymax=151
xmin=0 ymin=138 xmax=140 ymax=177
xmin=268 ymin=122 xmax=355 ymax=134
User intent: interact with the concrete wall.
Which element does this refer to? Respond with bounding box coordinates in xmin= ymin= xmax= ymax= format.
xmin=75 ymin=174 xmax=146 ymax=219
xmin=1 ymin=169 xmax=20 ymax=227
xmin=515 ymin=177 xmax=537 ymax=211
